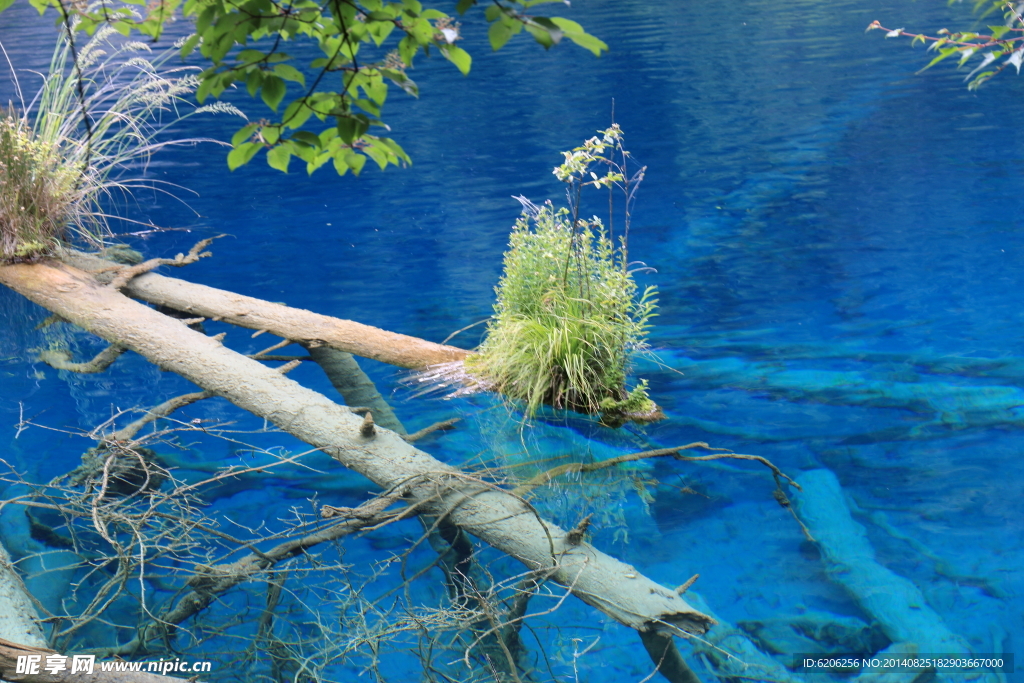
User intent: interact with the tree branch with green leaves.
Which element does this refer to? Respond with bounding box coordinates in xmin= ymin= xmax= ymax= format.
xmin=3 ymin=0 xmax=606 ymax=175
xmin=868 ymin=1 xmax=1024 ymax=90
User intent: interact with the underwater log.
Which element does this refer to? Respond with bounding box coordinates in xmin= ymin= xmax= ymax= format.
xmin=793 ymin=469 xmax=996 ymax=683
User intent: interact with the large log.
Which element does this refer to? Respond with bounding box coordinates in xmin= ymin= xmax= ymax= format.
xmin=0 ymin=541 xmax=47 ymax=649
xmin=0 ymin=260 xmax=713 ymax=641
xmin=64 ymin=251 xmax=469 ymax=370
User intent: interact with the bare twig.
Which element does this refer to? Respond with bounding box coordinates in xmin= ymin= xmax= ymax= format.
xmin=108 ymin=237 xmax=222 ymax=290
xmin=38 ymin=344 xmax=126 ymax=373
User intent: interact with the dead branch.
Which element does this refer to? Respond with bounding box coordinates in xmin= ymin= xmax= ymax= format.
xmin=512 ymin=442 xmax=800 ymax=497
xmin=403 ymin=418 xmax=460 ymax=444
xmin=107 ymin=237 xmax=220 ymax=291
xmin=104 ymin=493 xmax=410 ymax=657
xmin=638 ymin=630 xmax=702 ymax=683
xmin=37 ymin=344 xmax=127 ymax=374
xmin=108 ymin=391 xmax=214 ymax=442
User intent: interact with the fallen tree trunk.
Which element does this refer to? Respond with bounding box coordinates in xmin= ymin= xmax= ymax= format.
xmin=0 ymin=260 xmax=713 ymax=642
xmin=64 ymin=251 xmax=469 ymax=370
xmin=0 ymin=541 xmax=47 ymax=649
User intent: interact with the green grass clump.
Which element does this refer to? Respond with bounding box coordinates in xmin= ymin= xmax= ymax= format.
xmin=0 ymin=111 xmax=79 ymax=259
xmin=1 ymin=26 xmax=242 ymax=261
xmin=466 ymin=201 xmax=658 ymax=424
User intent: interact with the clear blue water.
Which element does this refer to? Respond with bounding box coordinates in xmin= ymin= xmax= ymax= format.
xmin=1 ymin=0 xmax=1022 ymax=680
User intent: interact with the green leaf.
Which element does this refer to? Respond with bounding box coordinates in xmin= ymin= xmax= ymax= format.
xmin=0 ymin=0 xmax=18 ymax=12
xmin=378 ymin=136 xmax=411 ymax=164
xmin=443 ymin=45 xmax=472 ymax=75
xmin=548 ymin=16 xmax=583 ymax=33
xmin=489 ymin=21 xmax=514 ymax=51
xmin=246 ymin=69 xmax=264 ymax=97
xmin=524 ymin=22 xmax=556 ymax=49
xmin=273 ymin=63 xmax=305 ymax=86
xmin=195 ymin=5 xmax=216 ymax=34
xmin=918 ymin=45 xmax=959 ymax=73
xmin=267 ymin=144 xmax=291 ymax=172
xmin=231 ymin=123 xmax=259 ymax=147
xmin=336 ymin=116 xmax=369 ymax=144
xmin=352 ymin=98 xmax=380 ymax=117
xmin=399 ymin=35 xmax=418 ymax=64
xmin=364 ymin=142 xmax=389 ymax=169
xmin=227 ymin=142 xmax=262 ymax=170
xmin=345 ymin=150 xmax=367 ymax=175
xmin=261 ymin=74 xmax=287 ymax=111
xmin=262 ymin=125 xmax=280 ymax=145
xmin=196 ymin=74 xmax=217 ymax=103
xmin=562 ymin=30 xmax=607 ymax=56
xmin=484 ymin=4 xmax=501 ymax=21
xmin=529 ymin=16 xmax=563 ymax=44
xmin=282 ymin=99 xmax=314 ymax=129
xmin=363 ymin=74 xmax=388 ymax=105
xmin=382 ymin=68 xmax=418 ymax=97
xmin=238 ymin=49 xmax=266 ymax=65
xmin=367 ymin=19 xmax=395 ymax=46
xmin=179 ymin=33 xmax=202 ymax=59
xmin=332 ymin=152 xmax=350 ymax=176
xmin=989 ymin=25 xmax=1012 ymax=40
xmin=455 ymin=0 xmax=474 ymax=14
xmin=290 ymin=131 xmax=322 ymax=148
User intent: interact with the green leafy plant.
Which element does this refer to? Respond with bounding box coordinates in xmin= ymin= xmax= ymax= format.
xmin=466 ymin=126 xmax=660 ymax=426
xmin=1 ymin=25 xmax=242 ymax=260
xmin=1 ymin=0 xmax=605 ymax=176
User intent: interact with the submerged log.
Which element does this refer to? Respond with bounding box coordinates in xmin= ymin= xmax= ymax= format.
xmin=793 ymin=469 xmax=997 ymax=683
xmin=0 ymin=260 xmax=713 ymax=641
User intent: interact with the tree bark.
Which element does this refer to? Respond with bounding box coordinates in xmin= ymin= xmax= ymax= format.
xmin=64 ymin=251 xmax=468 ymax=370
xmin=0 ymin=542 xmax=47 ymax=649
xmin=0 ymin=260 xmax=713 ymax=640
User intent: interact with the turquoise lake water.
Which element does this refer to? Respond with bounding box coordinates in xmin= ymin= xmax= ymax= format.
xmin=1 ymin=0 xmax=1021 ymax=681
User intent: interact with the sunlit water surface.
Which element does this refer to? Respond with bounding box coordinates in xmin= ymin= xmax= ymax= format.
xmin=1 ymin=1 xmax=1021 ymax=681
